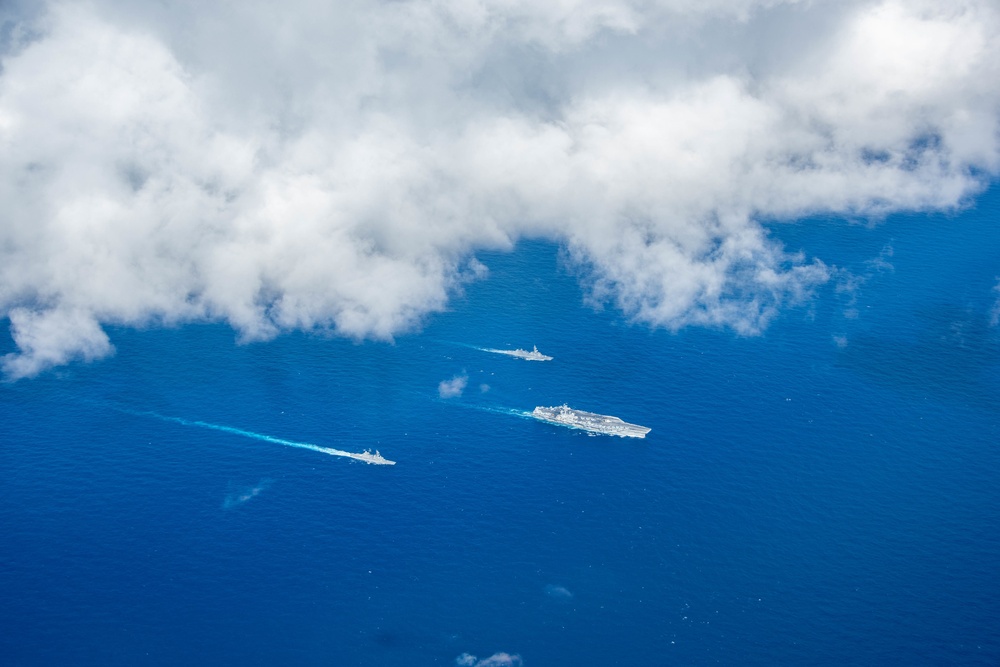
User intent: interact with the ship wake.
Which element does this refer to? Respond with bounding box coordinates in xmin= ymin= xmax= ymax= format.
xmin=478 ymin=346 xmax=553 ymax=361
xmin=431 ymin=340 xmax=552 ymax=361
xmin=132 ymin=412 xmax=395 ymax=465
xmin=439 ymin=401 xmax=535 ymax=420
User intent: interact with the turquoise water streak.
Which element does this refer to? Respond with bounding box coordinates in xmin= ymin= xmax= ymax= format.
xmin=1 ymin=188 xmax=999 ymax=665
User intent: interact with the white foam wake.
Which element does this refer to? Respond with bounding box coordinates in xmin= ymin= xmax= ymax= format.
xmin=135 ymin=412 xmax=395 ymax=465
xmin=431 ymin=340 xmax=552 ymax=361
xmin=478 ymin=346 xmax=553 ymax=361
xmin=446 ymin=402 xmax=534 ymax=420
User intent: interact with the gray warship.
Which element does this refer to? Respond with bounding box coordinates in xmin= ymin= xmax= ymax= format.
xmin=486 ymin=345 xmax=553 ymax=361
xmin=531 ymin=405 xmax=651 ymax=438
xmin=346 ymin=449 xmax=396 ymax=465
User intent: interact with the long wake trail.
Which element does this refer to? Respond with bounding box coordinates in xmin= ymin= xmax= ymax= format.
xmin=437 ymin=401 xmax=534 ymax=420
xmin=130 ymin=411 xmax=395 ymax=465
xmin=430 ymin=340 xmax=524 ymax=355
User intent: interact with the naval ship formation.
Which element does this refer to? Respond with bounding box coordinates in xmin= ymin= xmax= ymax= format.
xmin=351 ymin=343 xmax=650 ymax=467
xmin=531 ymin=405 xmax=651 ymax=438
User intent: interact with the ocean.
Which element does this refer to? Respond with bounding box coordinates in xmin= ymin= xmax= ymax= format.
xmin=1 ymin=188 xmax=999 ymax=666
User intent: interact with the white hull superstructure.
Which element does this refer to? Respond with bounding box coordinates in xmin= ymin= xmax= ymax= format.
xmin=484 ymin=345 xmax=553 ymax=361
xmin=345 ymin=449 xmax=396 ymax=465
xmin=531 ymin=405 xmax=651 ymax=438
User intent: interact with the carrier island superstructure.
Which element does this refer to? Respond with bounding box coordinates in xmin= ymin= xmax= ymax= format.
xmin=531 ymin=405 xmax=651 ymax=438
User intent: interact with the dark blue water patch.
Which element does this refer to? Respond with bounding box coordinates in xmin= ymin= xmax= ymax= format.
xmin=768 ymin=184 xmax=1000 ymax=316
xmin=2 ymin=190 xmax=1000 ymax=665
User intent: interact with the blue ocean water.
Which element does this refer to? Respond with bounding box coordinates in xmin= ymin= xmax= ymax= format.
xmin=1 ymin=189 xmax=999 ymax=666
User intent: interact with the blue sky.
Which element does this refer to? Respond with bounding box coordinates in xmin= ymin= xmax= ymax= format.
xmin=0 ymin=0 xmax=998 ymax=378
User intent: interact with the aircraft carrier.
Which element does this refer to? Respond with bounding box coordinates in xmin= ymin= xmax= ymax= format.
xmin=531 ymin=405 xmax=651 ymax=438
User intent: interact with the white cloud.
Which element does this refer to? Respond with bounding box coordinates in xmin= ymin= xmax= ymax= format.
xmin=222 ymin=479 xmax=271 ymax=509
xmin=2 ymin=307 xmax=112 ymax=378
xmin=1 ymin=0 xmax=998 ymax=377
xmin=544 ymin=583 xmax=573 ymax=600
xmin=456 ymin=652 xmax=523 ymax=667
xmin=439 ymin=374 xmax=468 ymax=398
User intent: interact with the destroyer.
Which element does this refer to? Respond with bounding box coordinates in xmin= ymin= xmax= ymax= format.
xmin=531 ymin=405 xmax=651 ymax=438
xmin=346 ymin=449 xmax=396 ymax=465
xmin=485 ymin=345 xmax=553 ymax=361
